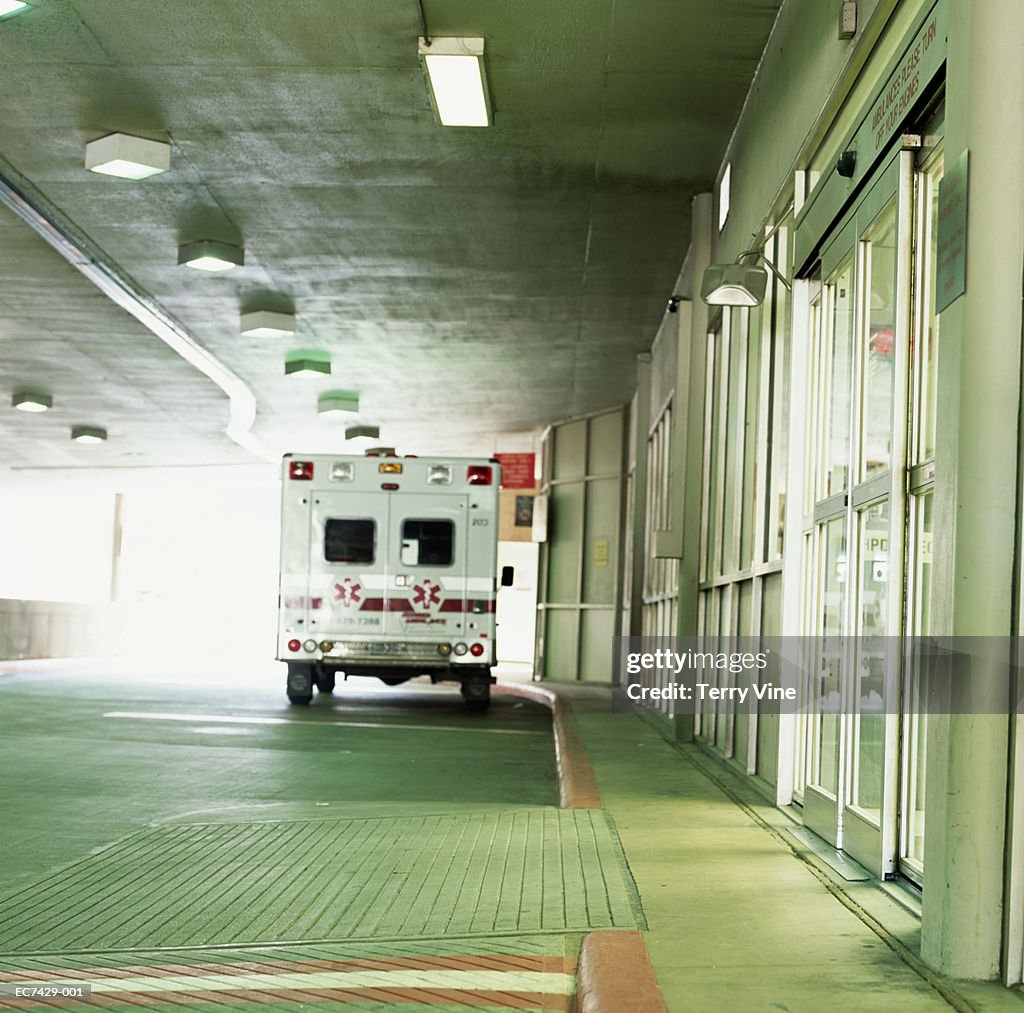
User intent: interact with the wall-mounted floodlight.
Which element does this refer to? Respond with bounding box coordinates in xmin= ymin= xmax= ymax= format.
xmin=85 ymin=133 xmax=171 ymax=179
xmin=178 ymin=239 xmax=244 ymax=272
xmin=0 ymin=1 xmax=30 ymax=20
xmin=285 ymin=351 xmax=331 ymax=377
xmin=71 ymin=425 xmax=107 ymax=444
xmin=700 ymin=250 xmax=790 ymax=307
xmin=12 ymin=391 xmax=52 ymax=413
xmin=241 ymin=309 xmax=295 ymax=337
xmin=418 ymin=36 xmax=491 ymax=126
xmin=318 ymin=390 xmax=360 ymax=415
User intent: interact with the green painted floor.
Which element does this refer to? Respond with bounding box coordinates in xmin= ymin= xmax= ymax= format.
xmin=0 ymin=667 xmax=621 ymax=1011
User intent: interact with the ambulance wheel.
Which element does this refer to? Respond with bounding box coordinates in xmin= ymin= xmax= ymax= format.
xmin=461 ymin=681 xmax=491 ymax=711
xmin=286 ymin=663 xmax=313 ymax=706
xmin=314 ymin=670 xmax=336 ymax=694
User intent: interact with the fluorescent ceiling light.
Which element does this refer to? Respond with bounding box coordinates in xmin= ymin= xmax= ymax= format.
xmin=418 ymin=37 xmax=491 ymax=127
xmin=240 ymin=309 xmax=295 ymax=337
xmin=285 ymin=353 xmax=331 ymax=377
xmin=318 ymin=390 xmax=360 ymax=415
xmin=71 ymin=425 xmax=107 ymax=444
xmin=0 ymin=1 xmax=30 ymax=20
xmin=12 ymin=391 xmax=51 ymax=413
xmin=178 ymin=239 xmax=244 ymax=272
xmin=85 ymin=133 xmax=171 ymax=179
xmin=346 ymin=425 xmax=381 ymax=441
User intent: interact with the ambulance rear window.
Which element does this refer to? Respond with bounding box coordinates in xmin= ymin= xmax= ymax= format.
xmin=401 ymin=519 xmax=454 ymax=566
xmin=324 ymin=518 xmax=375 ymax=564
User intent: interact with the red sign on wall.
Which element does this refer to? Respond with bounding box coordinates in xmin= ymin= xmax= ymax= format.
xmin=495 ymin=453 xmax=536 ymax=489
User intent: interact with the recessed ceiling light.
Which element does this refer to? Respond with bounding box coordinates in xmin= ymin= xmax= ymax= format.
xmin=12 ymin=391 xmax=51 ymax=413
xmin=241 ymin=309 xmax=295 ymax=337
xmin=318 ymin=391 xmax=360 ymax=415
xmin=85 ymin=133 xmax=171 ymax=179
xmin=0 ymin=1 xmax=30 ymax=21
xmin=285 ymin=354 xmax=331 ymax=377
xmin=71 ymin=425 xmax=107 ymax=444
xmin=178 ymin=239 xmax=244 ymax=272
xmin=418 ymin=37 xmax=491 ymax=127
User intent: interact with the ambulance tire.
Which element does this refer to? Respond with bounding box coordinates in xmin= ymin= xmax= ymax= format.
xmin=287 ymin=663 xmax=314 ymax=706
xmin=461 ymin=681 xmax=491 ymax=712
xmin=314 ymin=670 xmax=336 ymax=694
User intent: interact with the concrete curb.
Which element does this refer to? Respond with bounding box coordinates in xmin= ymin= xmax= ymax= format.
xmin=495 ymin=681 xmax=602 ymax=809
xmin=495 ymin=681 xmax=670 ymax=1013
xmin=575 ymin=931 xmax=670 ymax=1013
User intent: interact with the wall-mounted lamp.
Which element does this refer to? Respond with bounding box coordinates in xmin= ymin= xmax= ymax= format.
xmin=700 ymin=250 xmax=791 ymax=307
xmin=12 ymin=391 xmax=52 ymax=413
xmin=666 ymin=295 xmax=684 ymax=314
xmin=318 ymin=390 xmax=360 ymax=415
xmin=85 ymin=133 xmax=170 ymax=179
xmin=418 ymin=36 xmax=491 ymax=127
xmin=71 ymin=425 xmax=107 ymax=444
xmin=178 ymin=239 xmax=244 ymax=272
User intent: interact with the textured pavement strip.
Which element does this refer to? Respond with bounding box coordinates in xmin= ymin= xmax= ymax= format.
xmin=0 ymin=945 xmax=578 ymax=1011
xmin=102 ymin=712 xmax=548 ymax=736
xmin=0 ymin=811 xmax=641 ymax=952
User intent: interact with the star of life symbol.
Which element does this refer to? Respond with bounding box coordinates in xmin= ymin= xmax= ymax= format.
xmin=334 ymin=577 xmax=362 ymax=607
xmin=412 ymin=578 xmax=442 ymax=612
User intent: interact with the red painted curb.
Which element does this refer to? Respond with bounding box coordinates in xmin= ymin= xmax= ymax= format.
xmin=574 ymin=931 xmax=669 ymax=1013
xmin=495 ymin=681 xmax=602 ymax=809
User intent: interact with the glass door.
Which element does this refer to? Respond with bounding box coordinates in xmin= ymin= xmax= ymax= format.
xmin=801 ymin=150 xmax=914 ymax=875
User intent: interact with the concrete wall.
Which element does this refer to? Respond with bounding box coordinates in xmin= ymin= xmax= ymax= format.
xmin=0 ymin=599 xmax=112 ymax=660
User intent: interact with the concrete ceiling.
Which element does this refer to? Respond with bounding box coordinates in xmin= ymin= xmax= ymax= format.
xmin=0 ymin=0 xmax=782 ymax=483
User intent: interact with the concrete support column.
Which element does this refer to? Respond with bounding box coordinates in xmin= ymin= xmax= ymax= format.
xmin=672 ymin=192 xmax=713 ymax=743
xmin=628 ymin=357 xmax=651 ymax=638
xmin=921 ymin=0 xmax=1024 ymax=979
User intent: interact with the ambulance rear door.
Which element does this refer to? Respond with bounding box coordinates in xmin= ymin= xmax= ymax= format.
xmin=309 ymin=489 xmax=388 ymax=639
xmin=384 ymin=492 xmax=468 ymax=639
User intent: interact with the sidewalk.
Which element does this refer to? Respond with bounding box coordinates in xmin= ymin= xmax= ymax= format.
xmin=550 ymin=683 xmax=1024 ymax=1013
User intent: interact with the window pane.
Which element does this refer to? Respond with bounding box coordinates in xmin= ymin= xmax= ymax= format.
xmin=767 ymin=225 xmax=792 ymax=561
xmin=852 ymin=499 xmax=889 ymax=821
xmin=325 ymin=518 xmax=375 ymax=564
xmin=401 ymin=519 xmax=454 ymax=566
xmin=862 ymin=201 xmax=897 ymax=479
xmin=825 ymin=258 xmax=854 ymax=497
xmin=919 ymin=158 xmax=944 ymax=461
xmin=814 ymin=517 xmax=846 ymax=796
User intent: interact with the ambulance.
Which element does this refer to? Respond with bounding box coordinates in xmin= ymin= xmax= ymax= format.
xmin=276 ymin=452 xmax=505 ymax=710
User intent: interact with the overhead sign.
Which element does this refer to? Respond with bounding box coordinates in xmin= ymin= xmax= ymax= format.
xmin=495 ymin=453 xmax=536 ymax=489
xmin=936 ymin=150 xmax=969 ymax=314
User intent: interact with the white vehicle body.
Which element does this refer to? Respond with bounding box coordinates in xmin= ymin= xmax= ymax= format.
xmin=276 ymin=453 xmax=502 ymax=708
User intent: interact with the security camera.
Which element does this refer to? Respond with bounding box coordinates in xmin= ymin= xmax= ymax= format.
xmin=666 ymin=295 xmax=683 ymax=314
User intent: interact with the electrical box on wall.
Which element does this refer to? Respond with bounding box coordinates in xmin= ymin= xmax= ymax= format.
xmin=653 ymin=528 xmax=683 ymax=559
xmin=839 ymin=1 xmax=857 ymax=40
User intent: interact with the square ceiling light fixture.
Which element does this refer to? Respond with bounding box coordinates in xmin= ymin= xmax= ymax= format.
xmin=12 ymin=391 xmax=51 ymax=413
xmin=178 ymin=239 xmax=244 ymax=272
xmin=318 ymin=390 xmax=360 ymax=415
xmin=418 ymin=37 xmax=491 ymax=127
xmin=285 ymin=351 xmax=331 ymax=377
xmin=346 ymin=425 xmax=381 ymax=441
xmin=71 ymin=425 xmax=107 ymax=444
xmin=0 ymin=1 xmax=30 ymax=20
xmin=241 ymin=309 xmax=295 ymax=337
xmin=85 ymin=133 xmax=171 ymax=179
